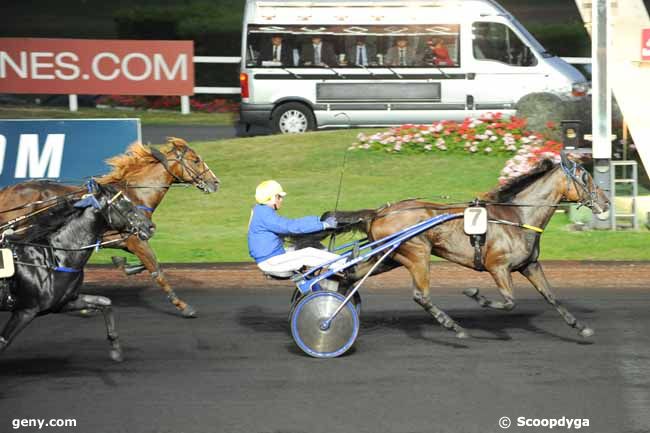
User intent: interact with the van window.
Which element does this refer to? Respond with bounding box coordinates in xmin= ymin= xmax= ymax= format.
xmin=245 ymin=25 xmax=460 ymax=68
xmin=472 ymin=22 xmax=537 ymax=67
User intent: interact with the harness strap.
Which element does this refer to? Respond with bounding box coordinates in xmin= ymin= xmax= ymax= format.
xmin=137 ymin=205 xmax=156 ymax=212
xmin=521 ymin=224 xmax=544 ymax=233
xmin=489 ymin=219 xmax=544 ymax=233
xmin=54 ymin=266 xmax=81 ymax=273
xmin=469 ymin=234 xmax=486 ymax=271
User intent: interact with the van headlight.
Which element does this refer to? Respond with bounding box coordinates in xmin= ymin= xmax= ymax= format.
xmin=571 ymin=81 xmax=590 ymax=97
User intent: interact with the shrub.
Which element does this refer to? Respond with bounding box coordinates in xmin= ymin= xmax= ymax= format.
xmin=97 ymin=95 xmax=239 ymax=113
xmin=350 ymin=113 xmax=559 ymax=156
xmin=349 ymin=113 xmax=565 ymax=185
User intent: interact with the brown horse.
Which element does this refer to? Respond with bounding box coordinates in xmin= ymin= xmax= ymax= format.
xmin=316 ymin=156 xmax=609 ymax=340
xmin=0 ymin=137 xmax=219 ymax=317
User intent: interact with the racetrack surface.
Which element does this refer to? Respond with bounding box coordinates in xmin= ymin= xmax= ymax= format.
xmin=1 ymin=262 xmax=649 ymax=433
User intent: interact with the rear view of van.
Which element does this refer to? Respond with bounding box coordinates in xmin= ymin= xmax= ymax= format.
xmin=239 ymin=0 xmax=588 ymax=134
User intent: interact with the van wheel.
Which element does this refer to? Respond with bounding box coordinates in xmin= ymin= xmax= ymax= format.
xmin=272 ymin=103 xmax=315 ymax=134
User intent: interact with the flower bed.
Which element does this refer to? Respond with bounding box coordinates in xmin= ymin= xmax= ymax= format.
xmin=96 ymin=95 xmax=239 ymax=113
xmin=349 ymin=113 xmax=564 ymax=184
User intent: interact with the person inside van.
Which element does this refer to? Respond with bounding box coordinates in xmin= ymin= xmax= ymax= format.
xmin=248 ymin=180 xmax=341 ymax=278
xmin=422 ymin=38 xmax=454 ymax=66
xmin=346 ymin=36 xmax=377 ymax=67
xmin=259 ymin=34 xmax=293 ymax=66
xmin=300 ymin=35 xmax=338 ymax=67
xmin=385 ymin=37 xmax=421 ymax=66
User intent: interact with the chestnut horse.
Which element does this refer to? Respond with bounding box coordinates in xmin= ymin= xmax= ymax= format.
xmin=310 ymin=157 xmax=609 ymax=340
xmin=0 ymin=137 xmax=219 ymax=318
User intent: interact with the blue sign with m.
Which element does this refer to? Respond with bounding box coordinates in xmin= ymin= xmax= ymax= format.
xmin=0 ymin=119 xmax=140 ymax=187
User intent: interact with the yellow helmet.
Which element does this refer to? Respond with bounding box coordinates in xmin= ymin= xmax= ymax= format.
xmin=255 ymin=180 xmax=287 ymax=204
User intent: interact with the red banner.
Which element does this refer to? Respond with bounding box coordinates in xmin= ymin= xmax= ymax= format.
xmin=0 ymin=38 xmax=194 ymax=95
xmin=643 ymin=29 xmax=650 ymax=61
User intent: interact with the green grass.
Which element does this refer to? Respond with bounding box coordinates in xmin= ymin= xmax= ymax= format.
xmin=91 ymin=129 xmax=650 ymax=264
xmin=0 ymin=105 xmax=234 ymax=126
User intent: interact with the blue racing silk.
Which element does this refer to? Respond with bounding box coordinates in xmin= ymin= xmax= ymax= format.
xmin=247 ymin=204 xmax=325 ymax=263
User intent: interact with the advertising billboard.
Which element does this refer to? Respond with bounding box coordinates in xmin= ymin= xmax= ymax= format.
xmin=0 ymin=38 xmax=194 ymax=95
xmin=0 ymin=119 xmax=140 ymax=187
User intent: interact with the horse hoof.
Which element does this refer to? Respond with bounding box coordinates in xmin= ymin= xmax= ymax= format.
xmin=456 ymin=330 xmax=470 ymax=339
xmin=181 ymin=305 xmax=198 ymax=318
xmin=579 ymin=327 xmax=594 ymax=338
xmin=109 ymin=349 xmax=124 ymax=362
xmin=463 ymin=288 xmax=479 ymax=298
xmin=111 ymin=256 xmax=127 ymax=269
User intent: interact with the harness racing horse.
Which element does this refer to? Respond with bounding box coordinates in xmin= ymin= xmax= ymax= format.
xmin=311 ymin=156 xmax=609 ymax=340
xmin=0 ymin=181 xmax=155 ymax=361
xmin=0 ymin=137 xmax=219 ymax=318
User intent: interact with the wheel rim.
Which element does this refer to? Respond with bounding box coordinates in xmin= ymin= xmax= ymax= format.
xmin=279 ymin=109 xmax=308 ymax=133
xmin=291 ymin=291 xmax=359 ymax=358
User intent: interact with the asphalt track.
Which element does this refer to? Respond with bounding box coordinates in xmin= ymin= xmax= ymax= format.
xmin=141 ymin=124 xmax=271 ymax=144
xmin=1 ymin=263 xmax=649 ymax=433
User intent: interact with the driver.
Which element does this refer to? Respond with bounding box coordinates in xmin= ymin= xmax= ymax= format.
xmin=248 ymin=180 xmax=341 ymax=277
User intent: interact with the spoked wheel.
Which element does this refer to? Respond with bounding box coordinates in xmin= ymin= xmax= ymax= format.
xmin=271 ymin=102 xmax=315 ymax=134
xmin=290 ymin=291 xmax=359 ymax=358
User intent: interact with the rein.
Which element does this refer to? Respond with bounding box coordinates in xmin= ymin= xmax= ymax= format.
xmin=0 ymin=188 xmax=85 ymax=215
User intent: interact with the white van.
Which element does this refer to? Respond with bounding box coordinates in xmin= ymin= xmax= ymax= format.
xmin=239 ymin=0 xmax=588 ymax=134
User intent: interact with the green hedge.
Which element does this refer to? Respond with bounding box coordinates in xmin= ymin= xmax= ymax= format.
xmin=114 ymin=1 xmax=244 ymax=54
xmin=527 ymin=22 xmax=591 ymax=57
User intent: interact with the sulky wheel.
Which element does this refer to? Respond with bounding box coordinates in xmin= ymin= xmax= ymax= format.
xmin=338 ymin=285 xmax=362 ymax=316
xmin=288 ymin=288 xmax=304 ymax=322
xmin=290 ymin=291 xmax=359 ymax=358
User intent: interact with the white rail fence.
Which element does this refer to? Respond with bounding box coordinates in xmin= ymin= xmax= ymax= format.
xmin=68 ymin=56 xmax=591 ymax=114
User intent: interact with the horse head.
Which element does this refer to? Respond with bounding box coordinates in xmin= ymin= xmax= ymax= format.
xmin=76 ymin=180 xmax=155 ymax=240
xmin=560 ymin=153 xmax=610 ymax=214
xmin=150 ymin=137 xmax=220 ymax=193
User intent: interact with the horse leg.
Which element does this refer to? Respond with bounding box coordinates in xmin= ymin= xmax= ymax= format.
xmin=463 ymin=267 xmax=516 ymax=311
xmin=0 ymin=309 xmax=38 ymax=352
xmin=520 ymin=261 xmax=593 ymax=338
xmin=60 ymin=295 xmax=124 ymax=361
xmin=125 ymin=236 xmax=197 ymax=318
xmin=396 ymin=248 xmax=469 ymax=339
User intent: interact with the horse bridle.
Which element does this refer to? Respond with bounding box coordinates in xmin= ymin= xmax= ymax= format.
xmin=150 ymin=145 xmax=215 ymax=192
xmin=560 ymin=159 xmax=601 ymax=211
xmin=78 ymin=182 xmax=143 ymax=237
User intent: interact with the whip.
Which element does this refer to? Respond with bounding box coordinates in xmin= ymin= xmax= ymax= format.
xmin=328 ymin=147 xmax=350 ymax=251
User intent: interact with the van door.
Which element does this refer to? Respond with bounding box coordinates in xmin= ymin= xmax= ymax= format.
xmin=467 ymin=21 xmax=545 ymax=117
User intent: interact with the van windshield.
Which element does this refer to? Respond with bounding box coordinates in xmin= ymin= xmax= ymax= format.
xmin=245 ymin=24 xmax=460 ymax=68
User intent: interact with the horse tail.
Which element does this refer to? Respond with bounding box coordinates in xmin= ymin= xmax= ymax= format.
xmin=322 ymin=208 xmax=377 ymax=235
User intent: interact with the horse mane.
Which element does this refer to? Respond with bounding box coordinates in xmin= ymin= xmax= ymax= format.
xmin=483 ymin=159 xmax=558 ymax=203
xmin=97 ymin=137 xmax=188 ymax=184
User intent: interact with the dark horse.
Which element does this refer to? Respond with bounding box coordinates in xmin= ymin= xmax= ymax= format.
xmin=300 ymin=156 xmax=609 ymax=340
xmin=0 ymin=137 xmax=219 ymax=318
xmin=0 ymin=181 xmax=154 ymax=361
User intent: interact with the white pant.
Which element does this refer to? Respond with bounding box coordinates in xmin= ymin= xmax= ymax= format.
xmin=257 ymin=247 xmax=345 ymax=277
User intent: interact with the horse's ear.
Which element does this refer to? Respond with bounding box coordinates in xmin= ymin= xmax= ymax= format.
xmin=560 ymin=150 xmax=570 ymax=167
xmin=85 ymin=178 xmax=100 ymax=194
xmin=167 ymin=137 xmax=188 ymax=149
